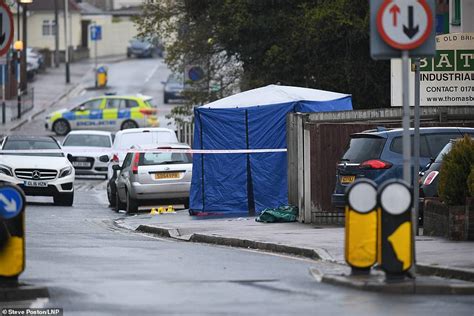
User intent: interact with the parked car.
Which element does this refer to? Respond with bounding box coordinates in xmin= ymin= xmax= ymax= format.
xmin=332 ymin=127 xmax=474 ymax=209
xmin=45 ymin=94 xmax=158 ymax=136
xmin=114 ymin=143 xmax=192 ymax=213
xmin=62 ymin=130 xmax=114 ymax=178
xmin=103 ymin=128 xmax=179 ymax=206
xmin=127 ymin=39 xmax=155 ymax=58
xmin=163 ymin=74 xmax=184 ymax=104
xmin=0 ymin=135 xmax=75 ymax=206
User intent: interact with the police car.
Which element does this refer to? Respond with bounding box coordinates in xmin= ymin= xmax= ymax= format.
xmin=45 ymin=94 xmax=159 ymax=136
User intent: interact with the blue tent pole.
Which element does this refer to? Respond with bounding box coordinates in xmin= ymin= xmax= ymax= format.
xmin=245 ymin=109 xmax=255 ymax=216
xmin=198 ymin=111 xmax=205 ymax=211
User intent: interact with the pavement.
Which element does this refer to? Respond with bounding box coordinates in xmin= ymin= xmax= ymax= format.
xmin=116 ymin=209 xmax=474 ymax=293
xmin=0 ymin=55 xmax=126 ymax=136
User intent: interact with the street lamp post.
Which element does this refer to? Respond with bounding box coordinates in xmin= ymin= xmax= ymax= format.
xmin=64 ymin=0 xmax=70 ymax=83
xmin=17 ymin=0 xmax=33 ymax=120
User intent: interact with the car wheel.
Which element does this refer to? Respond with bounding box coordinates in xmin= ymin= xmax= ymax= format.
xmin=126 ymin=190 xmax=139 ymax=214
xmin=54 ymin=192 xmax=74 ymax=206
xmin=164 ymin=95 xmax=169 ymax=104
xmin=121 ymin=120 xmax=138 ymax=130
xmin=53 ymin=119 xmax=71 ymax=136
xmin=115 ymin=191 xmax=126 ymax=212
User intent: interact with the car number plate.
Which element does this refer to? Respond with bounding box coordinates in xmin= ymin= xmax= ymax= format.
xmin=72 ymin=161 xmax=91 ymax=167
xmin=24 ymin=180 xmax=48 ymax=187
xmin=154 ymin=172 xmax=180 ymax=179
xmin=340 ymin=175 xmax=356 ymax=184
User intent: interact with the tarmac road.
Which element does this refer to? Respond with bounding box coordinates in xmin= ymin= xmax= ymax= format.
xmin=1 ymin=178 xmax=472 ymax=315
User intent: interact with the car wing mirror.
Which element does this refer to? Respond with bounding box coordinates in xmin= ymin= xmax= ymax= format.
xmin=112 ymin=164 xmax=122 ymax=171
xmin=99 ymin=155 xmax=110 ymax=163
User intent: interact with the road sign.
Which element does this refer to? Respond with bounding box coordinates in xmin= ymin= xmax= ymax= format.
xmin=0 ymin=2 xmax=14 ymax=57
xmin=377 ymin=0 xmax=433 ymax=50
xmin=90 ymin=25 xmax=102 ymax=41
xmin=187 ymin=66 xmax=205 ymax=82
xmin=0 ymin=184 xmax=25 ymax=219
xmin=370 ymin=0 xmax=435 ymax=59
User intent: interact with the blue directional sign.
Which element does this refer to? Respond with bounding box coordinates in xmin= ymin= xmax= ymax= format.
xmin=188 ymin=66 xmax=205 ymax=81
xmin=90 ymin=25 xmax=102 ymax=41
xmin=0 ymin=184 xmax=25 ymax=219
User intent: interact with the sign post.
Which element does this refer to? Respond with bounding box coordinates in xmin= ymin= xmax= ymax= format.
xmin=90 ymin=24 xmax=102 ymax=88
xmin=371 ymin=0 xmax=436 ymax=276
xmin=0 ymin=2 xmax=14 ymax=124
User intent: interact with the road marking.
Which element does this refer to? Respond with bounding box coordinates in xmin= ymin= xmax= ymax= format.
xmin=143 ymin=63 xmax=160 ymax=87
xmin=29 ymin=298 xmax=49 ymax=308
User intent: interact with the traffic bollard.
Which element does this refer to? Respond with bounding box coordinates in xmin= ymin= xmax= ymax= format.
xmin=377 ymin=179 xmax=413 ymax=280
xmin=344 ymin=179 xmax=378 ymax=274
xmin=0 ymin=183 xmax=26 ymax=281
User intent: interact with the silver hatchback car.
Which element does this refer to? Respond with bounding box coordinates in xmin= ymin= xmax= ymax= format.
xmin=114 ymin=143 xmax=192 ymax=213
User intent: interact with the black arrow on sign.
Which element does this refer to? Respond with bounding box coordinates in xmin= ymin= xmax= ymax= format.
xmin=403 ymin=6 xmax=419 ymax=39
xmin=0 ymin=14 xmax=5 ymax=45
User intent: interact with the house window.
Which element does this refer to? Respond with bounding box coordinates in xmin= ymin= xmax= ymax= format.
xmin=452 ymin=0 xmax=461 ymax=26
xmin=42 ymin=20 xmax=51 ymax=36
xmin=42 ymin=20 xmax=57 ymax=36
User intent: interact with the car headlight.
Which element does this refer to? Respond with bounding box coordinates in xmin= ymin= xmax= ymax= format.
xmin=59 ymin=166 xmax=73 ymax=178
xmin=0 ymin=164 xmax=13 ymax=177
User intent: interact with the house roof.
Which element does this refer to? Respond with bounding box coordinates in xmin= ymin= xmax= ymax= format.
xmin=76 ymin=2 xmax=104 ymax=15
xmin=28 ymin=0 xmax=80 ymax=12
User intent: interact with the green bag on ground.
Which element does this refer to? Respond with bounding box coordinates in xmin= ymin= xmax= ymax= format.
xmin=255 ymin=205 xmax=298 ymax=223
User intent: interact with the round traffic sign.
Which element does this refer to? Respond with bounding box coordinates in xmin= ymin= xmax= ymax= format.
xmin=347 ymin=180 xmax=378 ymax=214
xmin=0 ymin=2 xmax=14 ymax=57
xmin=0 ymin=184 xmax=25 ymax=219
xmin=379 ymin=180 xmax=412 ymax=215
xmin=376 ymin=0 xmax=433 ymax=50
xmin=188 ymin=66 xmax=205 ymax=82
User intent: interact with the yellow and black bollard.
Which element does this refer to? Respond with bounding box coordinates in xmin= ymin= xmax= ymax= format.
xmin=377 ymin=179 xmax=413 ymax=280
xmin=0 ymin=183 xmax=26 ymax=281
xmin=344 ymin=179 xmax=378 ymax=274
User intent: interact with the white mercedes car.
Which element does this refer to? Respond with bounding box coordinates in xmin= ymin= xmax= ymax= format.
xmin=0 ymin=135 xmax=75 ymax=206
xmin=62 ymin=130 xmax=113 ymax=179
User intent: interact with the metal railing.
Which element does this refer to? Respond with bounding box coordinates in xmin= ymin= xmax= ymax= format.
xmin=176 ymin=121 xmax=194 ymax=146
xmin=1 ymin=88 xmax=34 ymax=124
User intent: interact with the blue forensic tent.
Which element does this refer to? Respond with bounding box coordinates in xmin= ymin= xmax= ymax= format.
xmin=190 ymin=84 xmax=352 ymax=215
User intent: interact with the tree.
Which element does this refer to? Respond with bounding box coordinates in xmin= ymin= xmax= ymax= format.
xmin=136 ymin=0 xmax=390 ymax=123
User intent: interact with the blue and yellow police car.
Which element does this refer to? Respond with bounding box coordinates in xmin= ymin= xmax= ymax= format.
xmin=45 ymin=94 xmax=159 ymax=136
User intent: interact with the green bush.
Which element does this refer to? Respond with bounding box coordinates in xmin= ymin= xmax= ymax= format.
xmin=438 ymin=135 xmax=474 ymax=205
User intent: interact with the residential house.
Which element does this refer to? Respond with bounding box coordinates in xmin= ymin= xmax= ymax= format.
xmin=17 ymin=0 xmax=82 ymax=55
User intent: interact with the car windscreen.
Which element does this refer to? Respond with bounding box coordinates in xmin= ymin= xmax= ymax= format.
xmin=341 ymin=136 xmax=386 ymax=163
xmin=117 ymin=132 xmax=176 ymax=149
xmin=140 ymin=152 xmax=192 ymax=165
xmin=435 ymin=142 xmax=453 ymax=163
xmin=3 ymin=139 xmax=60 ymax=150
xmin=63 ymin=134 xmax=111 ymax=147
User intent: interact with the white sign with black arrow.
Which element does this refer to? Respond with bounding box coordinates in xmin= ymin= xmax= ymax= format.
xmin=377 ymin=0 xmax=433 ymax=51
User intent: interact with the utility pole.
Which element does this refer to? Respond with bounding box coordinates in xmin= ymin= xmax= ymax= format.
xmin=64 ymin=0 xmax=70 ymax=83
xmin=21 ymin=3 xmax=27 ymax=91
xmin=54 ymin=0 xmax=59 ymax=67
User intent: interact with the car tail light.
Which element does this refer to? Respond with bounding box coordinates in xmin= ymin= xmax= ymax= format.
xmin=132 ymin=153 xmax=140 ymax=174
xmin=112 ymin=154 xmax=119 ymax=163
xmin=140 ymin=108 xmax=157 ymax=115
xmin=359 ymin=159 xmax=392 ymax=169
xmin=423 ymin=171 xmax=439 ymax=186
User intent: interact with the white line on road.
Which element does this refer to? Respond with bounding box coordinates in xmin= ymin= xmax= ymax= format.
xmin=142 ymin=63 xmax=161 ymax=89
xmin=29 ymin=298 xmax=49 ymax=308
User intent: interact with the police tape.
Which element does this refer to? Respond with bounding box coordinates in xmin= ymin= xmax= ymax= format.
xmin=0 ymin=148 xmax=288 ymax=154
